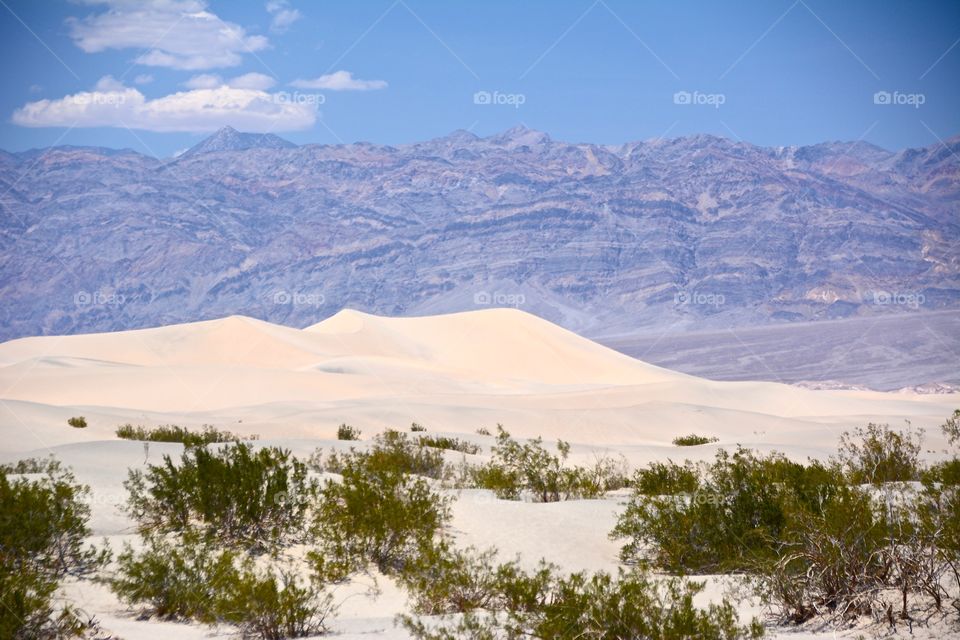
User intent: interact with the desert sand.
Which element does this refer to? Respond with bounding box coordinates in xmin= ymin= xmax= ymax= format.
xmin=1 ymin=308 xmax=956 ymax=638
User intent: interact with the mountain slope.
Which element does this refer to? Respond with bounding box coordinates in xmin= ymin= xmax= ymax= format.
xmin=0 ymin=128 xmax=957 ymax=343
xmin=180 ymin=126 xmax=295 ymax=157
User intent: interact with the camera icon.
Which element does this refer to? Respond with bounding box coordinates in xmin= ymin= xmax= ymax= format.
xmin=872 ymin=290 xmax=891 ymax=305
xmin=473 ymin=91 xmax=492 ymax=105
xmin=73 ymin=291 xmax=92 ymax=306
xmin=473 ymin=291 xmax=491 ymax=305
xmin=674 ymin=290 xmax=690 ymax=305
xmin=673 ymin=91 xmax=692 ymax=105
xmin=873 ymin=91 xmax=891 ymax=105
xmin=273 ymin=290 xmax=291 ymax=305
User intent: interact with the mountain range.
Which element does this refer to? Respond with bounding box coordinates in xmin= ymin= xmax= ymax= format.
xmin=0 ymin=126 xmax=957 ymax=343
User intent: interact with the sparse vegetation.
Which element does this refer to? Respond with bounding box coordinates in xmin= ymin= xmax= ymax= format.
xmin=66 ymin=416 xmax=87 ymax=429
xmin=470 ymin=426 xmax=627 ymax=502
xmin=336 ymin=423 xmax=361 ymax=440
xmin=673 ymin=433 xmax=719 ymax=446
xmin=417 ymin=434 xmax=482 ymax=455
xmin=116 ymin=423 xmax=256 ymax=446
xmin=410 ymin=422 xmax=427 ymax=432
xmin=836 ymin=422 xmax=922 ymax=484
xmin=124 ymin=442 xmax=318 ymax=552
xmin=1 ymin=458 xmax=108 ymax=639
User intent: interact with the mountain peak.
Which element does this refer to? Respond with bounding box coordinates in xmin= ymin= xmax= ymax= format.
xmin=181 ymin=127 xmax=296 ymax=157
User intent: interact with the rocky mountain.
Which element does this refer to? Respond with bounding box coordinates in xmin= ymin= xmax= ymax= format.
xmin=0 ymin=126 xmax=957 ymax=342
xmin=179 ymin=125 xmax=296 ymax=157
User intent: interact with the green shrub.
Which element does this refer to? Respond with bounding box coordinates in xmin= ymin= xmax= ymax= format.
xmin=673 ymin=433 xmax=719 ymax=446
xmin=470 ymin=427 xmax=623 ymax=502
xmin=612 ymin=448 xmax=843 ymax=572
xmin=475 ymin=427 xmax=491 ymax=436
xmin=125 ymin=443 xmax=318 ymax=552
xmin=219 ymin=563 xmax=335 ymax=639
xmin=401 ymin=562 xmax=763 ymax=640
xmin=323 ymin=429 xmax=448 ymax=480
xmin=311 ymin=444 xmax=451 ymax=575
xmin=336 ymin=424 xmax=361 ymax=440
xmin=418 ymin=435 xmax=482 ymax=456
xmin=116 ymin=423 xmax=256 ymax=446
xmin=113 ymin=533 xmax=334 ymax=636
xmin=66 ymin=416 xmax=87 ymax=429
xmin=410 ymin=423 xmax=427 ymax=432
xmin=632 ymin=460 xmax=701 ymax=495
xmin=0 ymin=459 xmax=107 ymax=639
xmin=836 ymin=422 xmax=922 ymax=484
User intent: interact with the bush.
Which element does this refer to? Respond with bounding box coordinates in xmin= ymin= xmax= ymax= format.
xmin=673 ymin=434 xmax=719 ymax=446
xmin=410 ymin=423 xmax=427 ymax=432
xmin=633 ymin=460 xmax=701 ymax=495
xmin=336 ymin=424 xmax=361 ymax=440
xmin=475 ymin=427 xmax=491 ymax=436
xmin=418 ymin=435 xmax=482 ymax=456
xmin=311 ymin=443 xmax=451 ymax=575
xmin=0 ymin=458 xmax=107 ymax=639
xmin=401 ymin=560 xmax=763 ymax=640
xmin=612 ymin=447 xmax=844 ymax=572
xmin=323 ymin=429 xmax=448 ymax=480
xmin=836 ymin=422 xmax=922 ymax=484
xmin=113 ymin=532 xmax=334 ymax=637
xmin=116 ymin=423 xmax=255 ymax=446
xmin=470 ymin=427 xmax=624 ymax=502
xmin=67 ymin=416 xmax=87 ymax=429
xmin=125 ymin=443 xmax=318 ymax=552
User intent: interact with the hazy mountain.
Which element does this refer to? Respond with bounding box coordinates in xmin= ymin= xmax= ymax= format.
xmin=0 ymin=126 xmax=957 ymax=342
xmin=180 ymin=126 xmax=296 ymax=157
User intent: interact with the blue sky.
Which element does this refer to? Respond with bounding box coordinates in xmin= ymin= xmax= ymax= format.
xmin=0 ymin=0 xmax=958 ymax=156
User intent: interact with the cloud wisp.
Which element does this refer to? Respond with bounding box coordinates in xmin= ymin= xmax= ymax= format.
xmin=291 ymin=70 xmax=387 ymax=91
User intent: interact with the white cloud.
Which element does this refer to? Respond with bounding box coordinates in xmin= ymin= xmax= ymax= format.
xmin=228 ymin=72 xmax=276 ymax=91
xmin=183 ymin=73 xmax=223 ymax=89
xmin=266 ymin=0 xmax=301 ymax=33
xmin=133 ymin=74 xmax=155 ymax=85
xmin=12 ymin=79 xmax=316 ymax=133
xmin=291 ymin=70 xmax=386 ymax=91
xmin=183 ymin=72 xmax=276 ymax=91
xmin=68 ymin=0 xmax=269 ymax=70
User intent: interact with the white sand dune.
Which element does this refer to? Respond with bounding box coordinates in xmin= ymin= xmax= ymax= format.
xmin=2 ymin=309 xmax=956 ymax=639
xmin=0 ymin=308 xmax=955 ymax=456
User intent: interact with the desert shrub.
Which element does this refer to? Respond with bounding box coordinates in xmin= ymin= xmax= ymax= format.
xmin=475 ymin=427 xmax=491 ymax=436
xmin=125 ymin=443 xmax=318 ymax=552
xmin=942 ymin=409 xmax=960 ymax=447
xmin=220 ymin=563 xmax=335 ymax=639
xmin=66 ymin=416 xmax=87 ymax=429
xmin=113 ymin=533 xmax=334 ymax=637
xmin=398 ymin=542 xmax=508 ymax=615
xmin=402 ymin=564 xmax=763 ymax=639
xmin=323 ymin=429 xmax=448 ymax=480
xmin=112 ymin=532 xmax=241 ymax=621
xmin=311 ymin=445 xmax=451 ymax=576
xmin=0 ymin=459 xmax=107 ymax=639
xmin=116 ymin=423 xmax=255 ymax=446
xmin=336 ymin=424 xmax=361 ymax=440
xmin=673 ymin=433 xmax=719 ymax=446
xmin=633 ymin=460 xmax=701 ymax=495
xmin=612 ymin=448 xmax=845 ymax=573
xmin=836 ymin=422 xmax=922 ymax=484
xmin=410 ymin=423 xmax=427 ymax=432
xmin=470 ymin=427 xmax=622 ymax=502
xmin=418 ymin=435 xmax=482 ymax=456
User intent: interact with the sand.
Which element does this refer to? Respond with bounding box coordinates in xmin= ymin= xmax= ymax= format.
xmin=1 ymin=308 xmax=956 ymax=638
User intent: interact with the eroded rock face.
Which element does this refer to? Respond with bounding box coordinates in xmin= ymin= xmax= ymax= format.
xmin=0 ymin=126 xmax=957 ymax=340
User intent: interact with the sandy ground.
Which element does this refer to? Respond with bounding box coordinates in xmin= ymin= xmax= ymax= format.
xmin=1 ymin=308 xmax=956 ymax=638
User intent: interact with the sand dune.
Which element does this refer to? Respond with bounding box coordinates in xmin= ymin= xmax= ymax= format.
xmin=0 ymin=308 xmax=955 ymax=455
